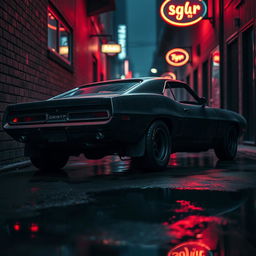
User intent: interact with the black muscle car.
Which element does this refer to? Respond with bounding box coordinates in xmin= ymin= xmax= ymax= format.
xmin=2 ymin=78 xmax=246 ymax=171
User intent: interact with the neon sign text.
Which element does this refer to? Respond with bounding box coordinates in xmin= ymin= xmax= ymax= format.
xmin=171 ymin=53 xmax=185 ymax=62
xmin=168 ymin=242 xmax=212 ymax=256
xmin=160 ymin=0 xmax=207 ymax=27
xmin=101 ymin=43 xmax=121 ymax=56
xmin=168 ymin=2 xmax=201 ymax=20
xmin=118 ymin=25 xmax=127 ymax=60
xmin=166 ymin=48 xmax=190 ymax=67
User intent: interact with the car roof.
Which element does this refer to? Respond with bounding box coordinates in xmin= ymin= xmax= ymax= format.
xmin=78 ymin=77 xmax=187 ymax=88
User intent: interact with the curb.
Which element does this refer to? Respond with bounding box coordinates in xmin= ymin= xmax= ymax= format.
xmin=238 ymin=145 xmax=256 ymax=159
xmin=0 ymin=160 xmax=31 ymax=173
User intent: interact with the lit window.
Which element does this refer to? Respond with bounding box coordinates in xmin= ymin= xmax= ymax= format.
xmin=48 ymin=8 xmax=72 ymax=64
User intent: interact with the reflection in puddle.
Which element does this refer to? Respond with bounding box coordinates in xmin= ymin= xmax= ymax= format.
xmin=65 ymin=152 xmax=218 ymax=180
xmin=0 ymin=188 xmax=256 ymax=255
xmin=167 ymin=242 xmax=212 ymax=256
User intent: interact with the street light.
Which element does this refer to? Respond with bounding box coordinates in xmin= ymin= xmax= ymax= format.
xmin=151 ymin=68 xmax=158 ymax=74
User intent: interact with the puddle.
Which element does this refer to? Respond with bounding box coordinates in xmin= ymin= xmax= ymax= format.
xmin=0 ymin=188 xmax=255 ymax=255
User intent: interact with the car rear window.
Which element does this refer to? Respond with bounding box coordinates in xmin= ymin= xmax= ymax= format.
xmin=52 ymin=81 xmax=141 ymax=99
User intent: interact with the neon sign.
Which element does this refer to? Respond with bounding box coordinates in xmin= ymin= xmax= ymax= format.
xmin=101 ymin=43 xmax=121 ymax=56
xmin=161 ymin=72 xmax=177 ymax=80
xmin=160 ymin=0 xmax=207 ymax=27
xmin=168 ymin=242 xmax=212 ymax=256
xmin=212 ymin=52 xmax=220 ymax=65
xmin=118 ymin=25 xmax=127 ymax=60
xmin=166 ymin=48 xmax=190 ymax=67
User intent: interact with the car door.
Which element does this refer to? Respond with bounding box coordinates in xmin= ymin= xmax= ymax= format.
xmin=169 ymin=82 xmax=218 ymax=143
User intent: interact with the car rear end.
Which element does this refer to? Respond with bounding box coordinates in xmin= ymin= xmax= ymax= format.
xmin=2 ymin=97 xmax=117 ymax=149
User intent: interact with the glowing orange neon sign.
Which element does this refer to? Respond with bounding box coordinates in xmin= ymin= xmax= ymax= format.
xmin=161 ymin=72 xmax=177 ymax=80
xmin=160 ymin=0 xmax=207 ymax=27
xmin=212 ymin=52 xmax=220 ymax=65
xmin=166 ymin=48 xmax=190 ymax=67
xmin=168 ymin=242 xmax=212 ymax=256
xmin=101 ymin=43 xmax=121 ymax=56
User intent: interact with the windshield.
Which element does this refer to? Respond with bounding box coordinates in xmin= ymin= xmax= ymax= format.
xmin=52 ymin=81 xmax=141 ymax=99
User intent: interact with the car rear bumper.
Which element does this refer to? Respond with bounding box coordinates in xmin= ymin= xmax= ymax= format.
xmin=3 ymin=115 xmax=148 ymax=146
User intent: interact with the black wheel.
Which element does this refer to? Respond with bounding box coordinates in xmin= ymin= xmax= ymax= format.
xmin=214 ymin=126 xmax=238 ymax=160
xmin=30 ymin=150 xmax=69 ymax=171
xmin=132 ymin=121 xmax=171 ymax=171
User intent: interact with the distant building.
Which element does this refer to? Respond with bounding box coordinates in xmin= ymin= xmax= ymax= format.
xmin=0 ymin=0 xmax=115 ymax=166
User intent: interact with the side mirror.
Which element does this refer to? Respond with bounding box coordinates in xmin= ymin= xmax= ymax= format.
xmin=198 ymin=97 xmax=207 ymax=106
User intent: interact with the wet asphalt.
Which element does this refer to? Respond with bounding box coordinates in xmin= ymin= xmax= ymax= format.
xmin=0 ymin=150 xmax=256 ymax=256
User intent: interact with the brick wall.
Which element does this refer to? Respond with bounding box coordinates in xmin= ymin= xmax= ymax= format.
xmin=0 ymin=0 xmax=107 ymax=167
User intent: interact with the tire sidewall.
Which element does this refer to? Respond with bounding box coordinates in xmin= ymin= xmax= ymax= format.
xmin=145 ymin=121 xmax=171 ymax=170
xmin=215 ymin=126 xmax=238 ymax=160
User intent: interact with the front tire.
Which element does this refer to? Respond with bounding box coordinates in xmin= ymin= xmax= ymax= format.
xmin=132 ymin=121 xmax=171 ymax=171
xmin=214 ymin=126 xmax=238 ymax=160
xmin=30 ymin=150 xmax=69 ymax=171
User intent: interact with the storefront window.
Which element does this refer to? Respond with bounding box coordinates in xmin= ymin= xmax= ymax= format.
xmin=48 ymin=12 xmax=57 ymax=52
xmin=47 ymin=8 xmax=72 ymax=64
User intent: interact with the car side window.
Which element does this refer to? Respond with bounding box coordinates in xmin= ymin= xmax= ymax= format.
xmin=163 ymin=83 xmax=175 ymax=100
xmin=169 ymin=82 xmax=199 ymax=104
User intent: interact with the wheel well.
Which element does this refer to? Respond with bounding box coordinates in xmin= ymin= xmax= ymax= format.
xmin=231 ymin=122 xmax=242 ymax=137
xmin=148 ymin=118 xmax=173 ymax=134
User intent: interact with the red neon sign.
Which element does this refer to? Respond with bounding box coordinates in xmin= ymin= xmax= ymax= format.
xmin=160 ymin=0 xmax=207 ymax=27
xmin=212 ymin=52 xmax=220 ymax=65
xmin=168 ymin=242 xmax=212 ymax=256
xmin=166 ymin=48 xmax=190 ymax=67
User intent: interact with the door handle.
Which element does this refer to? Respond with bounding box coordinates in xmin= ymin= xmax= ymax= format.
xmin=183 ymin=108 xmax=189 ymax=112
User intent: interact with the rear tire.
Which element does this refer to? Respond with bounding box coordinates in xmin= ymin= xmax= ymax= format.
xmin=132 ymin=121 xmax=171 ymax=171
xmin=30 ymin=150 xmax=69 ymax=171
xmin=214 ymin=126 xmax=238 ymax=160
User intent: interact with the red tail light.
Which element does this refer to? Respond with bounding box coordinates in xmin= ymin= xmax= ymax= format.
xmin=10 ymin=114 xmax=45 ymax=124
xmin=93 ymin=111 xmax=109 ymax=118
xmin=30 ymin=223 xmax=39 ymax=233
xmin=12 ymin=117 xmax=19 ymax=123
xmin=13 ymin=223 xmax=21 ymax=231
xmin=24 ymin=116 xmax=33 ymax=122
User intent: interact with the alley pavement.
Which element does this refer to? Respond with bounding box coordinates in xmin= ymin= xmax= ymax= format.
xmin=0 ymin=147 xmax=256 ymax=256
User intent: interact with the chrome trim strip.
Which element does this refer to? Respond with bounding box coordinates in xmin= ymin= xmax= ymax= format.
xmin=8 ymin=110 xmax=111 ymax=125
xmin=3 ymin=117 xmax=112 ymax=129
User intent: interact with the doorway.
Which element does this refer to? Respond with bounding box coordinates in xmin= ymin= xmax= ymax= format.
xmin=242 ymin=27 xmax=255 ymax=142
xmin=227 ymin=39 xmax=239 ymax=112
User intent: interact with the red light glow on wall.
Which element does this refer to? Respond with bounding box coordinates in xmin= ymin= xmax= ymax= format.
xmin=168 ymin=241 xmax=212 ymax=256
xmin=166 ymin=48 xmax=190 ymax=67
xmin=160 ymin=0 xmax=207 ymax=27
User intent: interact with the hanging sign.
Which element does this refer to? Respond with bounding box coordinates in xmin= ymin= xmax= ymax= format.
xmin=166 ymin=48 xmax=190 ymax=67
xmin=168 ymin=242 xmax=212 ymax=256
xmin=101 ymin=43 xmax=121 ymax=56
xmin=161 ymin=72 xmax=177 ymax=80
xmin=160 ymin=0 xmax=207 ymax=27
